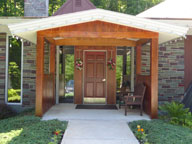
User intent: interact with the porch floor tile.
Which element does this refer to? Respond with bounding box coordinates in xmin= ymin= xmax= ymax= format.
xmin=42 ymin=104 xmax=150 ymax=122
xmin=61 ymin=120 xmax=139 ymax=144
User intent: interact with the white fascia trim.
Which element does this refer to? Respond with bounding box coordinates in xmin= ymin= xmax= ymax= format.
xmin=8 ymin=9 xmax=189 ymax=37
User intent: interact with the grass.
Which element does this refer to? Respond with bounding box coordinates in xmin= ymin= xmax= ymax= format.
xmin=129 ymin=119 xmax=192 ymax=144
xmin=65 ymin=92 xmax=74 ymax=97
xmin=0 ymin=110 xmax=68 ymax=144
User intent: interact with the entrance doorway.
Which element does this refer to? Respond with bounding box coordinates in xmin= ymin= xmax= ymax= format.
xmin=84 ymin=51 xmax=107 ymax=104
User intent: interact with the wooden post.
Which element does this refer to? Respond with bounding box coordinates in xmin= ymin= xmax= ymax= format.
xmin=150 ymin=38 xmax=158 ymax=119
xmin=123 ymin=48 xmax=127 ymax=76
xmin=35 ymin=35 xmax=45 ymax=117
xmin=136 ymin=45 xmax=142 ymax=75
xmin=63 ymin=48 xmax=66 ymax=96
xmin=56 ymin=46 xmax=60 ymax=104
xmin=50 ymin=44 xmax=56 ymax=105
xmin=130 ymin=47 xmax=135 ymax=92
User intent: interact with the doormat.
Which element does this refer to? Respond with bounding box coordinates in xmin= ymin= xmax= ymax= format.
xmin=76 ymin=105 xmax=118 ymax=110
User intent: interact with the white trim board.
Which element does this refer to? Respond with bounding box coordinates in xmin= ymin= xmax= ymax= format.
xmin=8 ymin=9 xmax=189 ymax=44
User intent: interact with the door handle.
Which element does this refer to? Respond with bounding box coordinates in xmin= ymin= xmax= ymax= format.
xmin=102 ymin=79 xmax=106 ymax=82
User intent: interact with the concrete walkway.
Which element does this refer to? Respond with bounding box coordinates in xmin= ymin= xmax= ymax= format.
xmin=43 ymin=104 xmax=150 ymax=122
xmin=42 ymin=104 xmax=149 ymax=144
xmin=61 ymin=120 xmax=139 ymax=144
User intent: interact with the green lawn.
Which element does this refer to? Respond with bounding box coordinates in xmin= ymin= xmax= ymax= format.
xmin=0 ymin=110 xmax=68 ymax=144
xmin=129 ymin=119 xmax=192 ymax=144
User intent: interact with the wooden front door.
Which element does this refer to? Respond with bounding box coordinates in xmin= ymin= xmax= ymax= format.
xmin=84 ymin=52 xmax=106 ymax=100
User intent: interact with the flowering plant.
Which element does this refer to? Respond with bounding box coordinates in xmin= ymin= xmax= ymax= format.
xmin=75 ymin=58 xmax=83 ymax=70
xmin=135 ymin=125 xmax=149 ymax=144
xmin=49 ymin=129 xmax=63 ymax=144
xmin=107 ymin=58 xmax=116 ymax=70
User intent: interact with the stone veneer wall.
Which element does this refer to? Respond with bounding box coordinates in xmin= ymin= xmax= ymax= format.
xmin=140 ymin=38 xmax=184 ymax=103
xmin=22 ymin=41 xmax=50 ymax=107
xmin=0 ymin=33 xmax=6 ymax=104
xmin=22 ymin=41 xmax=36 ymax=107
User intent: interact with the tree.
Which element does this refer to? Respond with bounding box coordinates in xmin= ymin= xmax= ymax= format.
xmin=0 ymin=0 xmax=163 ymax=16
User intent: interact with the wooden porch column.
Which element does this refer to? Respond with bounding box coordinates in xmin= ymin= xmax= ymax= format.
xmin=130 ymin=47 xmax=135 ymax=92
xmin=123 ymin=48 xmax=127 ymax=76
xmin=150 ymin=38 xmax=158 ymax=119
xmin=35 ymin=35 xmax=45 ymax=117
xmin=50 ymin=44 xmax=56 ymax=105
xmin=136 ymin=45 xmax=142 ymax=75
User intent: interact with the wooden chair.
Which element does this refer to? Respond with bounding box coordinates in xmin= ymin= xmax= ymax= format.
xmin=118 ymin=86 xmax=131 ymax=109
xmin=124 ymin=83 xmax=146 ymax=116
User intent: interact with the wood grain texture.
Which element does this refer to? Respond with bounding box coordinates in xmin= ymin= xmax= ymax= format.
xmin=84 ymin=52 xmax=106 ymax=98
xmin=184 ymin=36 xmax=192 ymax=90
xmin=35 ymin=36 xmax=44 ymax=117
xmin=43 ymin=74 xmax=55 ymax=114
xmin=38 ymin=21 xmax=158 ymax=39
xmin=107 ymin=48 xmax=117 ymax=104
xmin=74 ymin=46 xmax=116 ymax=105
xmin=46 ymin=37 xmax=137 ymax=47
xmin=50 ymin=44 xmax=56 ymax=105
xmin=150 ymin=38 xmax=159 ymax=119
xmin=136 ymin=75 xmax=151 ymax=115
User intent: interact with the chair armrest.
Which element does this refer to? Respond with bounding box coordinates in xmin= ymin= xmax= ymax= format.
xmin=124 ymin=95 xmax=142 ymax=100
xmin=127 ymin=91 xmax=134 ymax=93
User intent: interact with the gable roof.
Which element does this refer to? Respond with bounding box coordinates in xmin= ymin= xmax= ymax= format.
xmin=137 ymin=0 xmax=192 ymax=19
xmin=53 ymin=0 xmax=96 ymax=16
xmin=8 ymin=9 xmax=188 ymax=44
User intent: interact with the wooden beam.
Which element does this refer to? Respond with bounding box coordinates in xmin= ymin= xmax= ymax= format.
xmin=136 ymin=45 xmax=142 ymax=75
xmin=53 ymin=37 xmax=137 ymax=46
xmin=45 ymin=37 xmax=56 ymax=45
xmin=35 ymin=36 xmax=45 ymax=117
xmin=150 ymin=38 xmax=158 ymax=119
xmin=136 ymin=39 xmax=150 ymax=46
xmin=39 ymin=31 xmax=158 ymax=39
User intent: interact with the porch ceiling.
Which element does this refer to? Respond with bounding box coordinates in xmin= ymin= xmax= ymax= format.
xmin=8 ymin=9 xmax=188 ymax=44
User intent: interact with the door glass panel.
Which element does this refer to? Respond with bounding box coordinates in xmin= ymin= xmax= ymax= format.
xmin=59 ymin=46 xmax=74 ymax=103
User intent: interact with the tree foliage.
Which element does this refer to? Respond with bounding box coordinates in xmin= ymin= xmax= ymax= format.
xmin=0 ymin=0 xmax=164 ymax=16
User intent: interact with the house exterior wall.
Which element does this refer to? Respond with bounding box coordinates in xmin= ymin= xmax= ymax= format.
xmin=141 ymin=38 xmax=185 ymax=103
xmin=0 ymin=33 xmax=6 ymax=104
xmin=22 ymin=41 xmax=36 ymax=107
xmin=0 ymin=35 xmax=186 ymax=107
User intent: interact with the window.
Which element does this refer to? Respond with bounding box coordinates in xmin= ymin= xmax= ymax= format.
xmin=5 ymin=36 xmax=23 ymax=104
xmin=75 ymin=0 xmax=81 ymax=7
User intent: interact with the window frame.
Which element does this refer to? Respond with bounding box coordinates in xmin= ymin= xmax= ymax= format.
xmin=5 ymin=35 xmax=23 ymax=105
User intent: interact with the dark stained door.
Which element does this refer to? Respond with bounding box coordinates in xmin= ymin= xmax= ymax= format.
xmin=84 ymin=52 xmax=106 ymax=99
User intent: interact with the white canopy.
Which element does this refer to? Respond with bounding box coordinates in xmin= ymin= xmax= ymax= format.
xmin=8 ymin=9 xmax=188 ymax=44
xmin=137 ymin=0 xmax=192 ymax=19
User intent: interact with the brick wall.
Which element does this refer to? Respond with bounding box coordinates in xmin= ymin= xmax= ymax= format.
xmin=22 ymin=41 xmax=36 ymax=107
xmin=140 ymin=38 xmax=185 ymax=103
xmin=0 ymin=33 xmax=6 ymax=104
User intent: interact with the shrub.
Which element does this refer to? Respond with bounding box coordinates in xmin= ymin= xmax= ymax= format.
xmin=0 ymin=112 xmax=68 ymax=144
xmin=159 ymin=102 xmax=192 ymax=129
xmin=8 ymin=62 xmax=21 ymax=89
xmin=0 ymin=104 xmax=16 ymax=120
xmin=8 ymin=89 xmax=21 ymax=102
xmin=129 ymin=120 xmax=192 ymax=144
